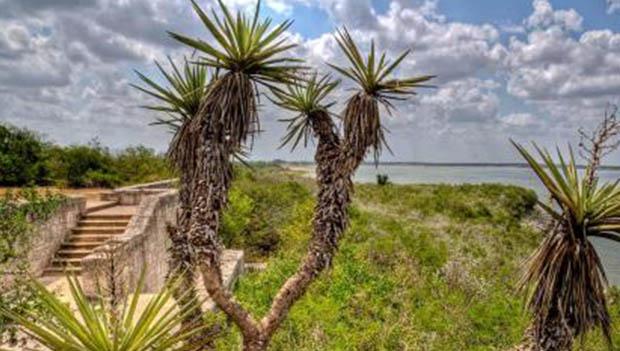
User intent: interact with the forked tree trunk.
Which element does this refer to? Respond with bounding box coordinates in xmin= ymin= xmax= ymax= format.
xmin=185 ymin=85 xmax=378 ymax=349
xmin=260 ymin=111 xmax=362 ymax=342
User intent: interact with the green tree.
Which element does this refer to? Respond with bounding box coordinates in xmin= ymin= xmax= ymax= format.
xmin=0 ymin=124 xmax=49 ymax=186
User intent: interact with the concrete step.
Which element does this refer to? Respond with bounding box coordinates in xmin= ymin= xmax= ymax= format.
xmin=83 ymin=214 xmax=132 ymax=221
xmin=56 ymin=249 xmax=92 ymax=258
xmin=78 ymin=220 xmax=129 ymax=227
xmin=72 ymin=227 xmax=125 ymax=235
xmin=60 ymin=242 xmax=103 ymax=250
xmin=51 ymin=258 xmax=83 ymax=266
xmin=43 ymin=266 xmax=82 ymax=276
xmin=67 ymin=234 xmax=114 ymax=243
xmin=85 ymin=201 xmax=118 ymax=214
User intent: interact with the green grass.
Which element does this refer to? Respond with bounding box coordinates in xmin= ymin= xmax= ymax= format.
xmin=214 ymin=166 xmax=620 ymax=350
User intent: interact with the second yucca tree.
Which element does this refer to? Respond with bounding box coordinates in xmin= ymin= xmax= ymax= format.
xmin=512 ymin=141 xmax=620 ymax=350
xmin=255 ymin=33 xmax=433 ymax=349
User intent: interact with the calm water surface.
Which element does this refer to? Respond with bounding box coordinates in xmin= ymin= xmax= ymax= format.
xmin=293 ymin=164 xmax=620 ymax=285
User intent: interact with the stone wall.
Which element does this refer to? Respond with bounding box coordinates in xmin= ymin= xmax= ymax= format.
xmin=28 ymin=197 xmax=86 ymax=277
xmin=81 ymin=190 xmax=178 ymax=296
xmin=101 ymin=179 xmax=178 ymax=205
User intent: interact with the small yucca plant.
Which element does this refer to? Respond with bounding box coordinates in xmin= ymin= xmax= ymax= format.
xmin=169 ymin=0 xmax=304 ymax=146
xmin=0 ymin=274 xmax=207 ymax=351
xmin=514 ymin=140 xmax=620 ymax=348
xmin=271 ymin=74 xmax=340 ymax=150
xmin=330 ymin=27 xmax=434 ymax=161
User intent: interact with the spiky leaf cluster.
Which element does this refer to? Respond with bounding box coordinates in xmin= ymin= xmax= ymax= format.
xmin=330 ymin=27 xmax=434 ymax=160
xmin=0 ymin=274 xmax=208 ymax=351
xmin=514 ymin=141 xmax=620 ymax=345
xmin=272 ymin=74 xmax=339 ymax=150
xmin=132 ymin=57 xmax=211 ymax=173
xmin=329 ymin=28 xmax=434 ymax=103
xmin=169 ymin=0 xmax=303 ymax=88
xmin=132 ymin=57 xmax=209 ymax=131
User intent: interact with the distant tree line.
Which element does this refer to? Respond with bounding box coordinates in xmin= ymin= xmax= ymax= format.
xmin=0 ymin=123 xmax=174 ymax=188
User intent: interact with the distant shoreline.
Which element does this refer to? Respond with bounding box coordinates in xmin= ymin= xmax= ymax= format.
xmin=274 ymin=161 xmax=620 ymax=170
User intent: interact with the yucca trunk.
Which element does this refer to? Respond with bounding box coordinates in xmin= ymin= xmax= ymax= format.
xmin=342 ymin=93 xmax=382 ymax=167
xmin=183 ymin=72 xmax=265 ymax=348
xmin=188 ymin=71 xmax=254 ymax=274
xmin=259 ymin=111 xmax=352 ymax=341
xmin=512 ymin=317 xmax=574 ymax=351
xmin=167 ymin=173 xmax=212 ymax=348
xmin=513 ymin=220 xmax=610 ymax=351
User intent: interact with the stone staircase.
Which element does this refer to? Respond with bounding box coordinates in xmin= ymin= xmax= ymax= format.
xmin=43 ymin=201 xmax=135 ymax=276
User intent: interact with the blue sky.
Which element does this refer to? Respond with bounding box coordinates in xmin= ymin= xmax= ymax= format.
xmin=0 ymin=0 xmax=619 ymax=163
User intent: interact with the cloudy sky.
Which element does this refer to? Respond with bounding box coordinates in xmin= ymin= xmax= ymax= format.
xmin=1 ymin=0 xmax=620 ymax=163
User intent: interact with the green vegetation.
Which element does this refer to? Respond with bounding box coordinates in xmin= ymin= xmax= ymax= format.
xmin=211 ymin=166 xmax=620 ymax=350
xmin=0 ymin=189 xmax=66 ymax=343
xmin=376 ymin=173 xmax=390 ymax=186
xmin=1 ymin=274 xmax=208 ymax=351
xmin=0 ymin=124 xmax=50 ymax=186
xmin=0 ymin=123 xmax=174 ymax=188
xmin=213 ymin=168 xmax=544 ymax=350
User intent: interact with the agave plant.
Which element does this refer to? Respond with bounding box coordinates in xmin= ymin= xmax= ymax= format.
xmin=169 ymin=0 xmax=303 ymax=146
xmin=0 ymin=274 xmax=208 ymax=351
xmin=329 ymin=27 xmax=435 ymax=163
xmin=513 ymin=141 xmax=620 ymax=350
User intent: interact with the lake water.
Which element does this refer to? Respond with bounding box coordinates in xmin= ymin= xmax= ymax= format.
xmin=292 ymin=164 xmax=620 ymax=285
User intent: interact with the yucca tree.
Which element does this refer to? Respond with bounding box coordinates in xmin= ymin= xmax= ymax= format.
xmin=329 ymin=27 xmax=435 ymax=166
xmin=512 ymin=141 xmax=620 ymax=350
xmin=253 ymin=30 xmax=434 ymax=348
xmin=132 ymin=57 xmax=211 ymax=347
xmin=169 ymin=0 xmax=302 ymax=147
xmin=168 ymin=1 xmax=302 ymax=349
xmin=0 ymin=274 xmax=208 ymax=351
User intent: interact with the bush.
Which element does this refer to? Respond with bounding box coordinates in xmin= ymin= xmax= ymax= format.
xmin=53 ymin=141 xmax=118 ymax=188
xmin=113 ymin=146 xmax=175 ymax=184
xmin=0 ymin=124 xmax=174 ymax=188
xmin=376 ymin=173 xmax=390 ymax=186
xmin=0 ymin=189 xmax=65 ymax=343
xmin=0 ymin=124 xmax=49 ymax=186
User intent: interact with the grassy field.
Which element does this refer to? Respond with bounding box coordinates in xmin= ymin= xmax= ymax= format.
xmin=210 ymin=166 xmax=620 ymax=350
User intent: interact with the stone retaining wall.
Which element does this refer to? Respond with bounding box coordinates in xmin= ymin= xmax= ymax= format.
xmin=1 ymin=196 xmax=86 ymax=286
xmin=29 ymin=197 xmax=86 ymax=277
xmin=82 ymin=190 xmax=178 ymax=296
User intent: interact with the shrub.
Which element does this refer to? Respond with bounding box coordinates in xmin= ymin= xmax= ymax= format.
xmin=113 ymin=146 xmax=175 ymax=184
xmin=376 ymin=173 xmax=390 ymax=186
xmin=0 ymin=124 xmax=49 ymax=186
xmin=0 ymin=124 xmax=174 ymax=188
xmin=0 ymin=189 xmax=65 ymax=343
xmin=56 ymin=141 xmax=118 ymax=188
